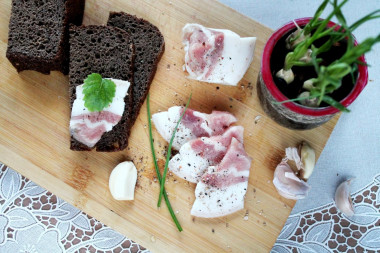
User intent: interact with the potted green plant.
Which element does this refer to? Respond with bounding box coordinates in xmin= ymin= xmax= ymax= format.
xmin=257 ymin=0 xmax=380 ymax=129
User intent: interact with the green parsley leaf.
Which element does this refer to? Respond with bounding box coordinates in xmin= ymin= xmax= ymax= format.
xmin=82 ymin=73 xmax=116 ymax=112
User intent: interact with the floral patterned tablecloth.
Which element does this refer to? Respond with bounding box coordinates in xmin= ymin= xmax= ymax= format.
xmin=0 ymin=163 xmax=148 ymax=253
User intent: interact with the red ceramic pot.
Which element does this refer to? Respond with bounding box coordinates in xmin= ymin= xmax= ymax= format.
xmin=257 ymin=18 xmax=368 ymax=129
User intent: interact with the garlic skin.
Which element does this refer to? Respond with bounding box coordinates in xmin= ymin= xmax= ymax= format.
xmin=335 ymin=178 xmax=355 ymax=217
xmin=300 ymin=142 xmax=316 ymax=180
xmin=285 ymin=147 xmax=303 ymax=170
xmin=273 ymin=161 xmax=311 ymax=200
xmin=109 ymin=161 xmax=137 ymax=200
xmin=276 ymin=68 xmax=294 ymax=84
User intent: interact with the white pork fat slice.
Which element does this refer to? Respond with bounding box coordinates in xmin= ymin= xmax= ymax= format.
xmin=182 ymin=23 xmax=256 ymax=86
xmin=70 ymin=79 xmax=130 ymax=148
xmin=191 ymin=138 xmax=252 ymax=218
xmin=169 ymin=126 xmax=244 ymax=183
xmin=152 ymin=106 xmax=237 ymax=150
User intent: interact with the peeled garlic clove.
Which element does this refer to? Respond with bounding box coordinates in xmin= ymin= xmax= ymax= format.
xmin=299 ymin=141 xmax=315 ymax=181
xmin=276 ymin=68 xmax=294 ymax=84
xmin=285 ymin=147 xmax=303 ymax=171
xmin=335 ymin=178 xmax=355 ymax=217
xmin=109 ymin=161 xmax=137 ymax=200
xmin=273 ymin=161 xmax=311 ymax=200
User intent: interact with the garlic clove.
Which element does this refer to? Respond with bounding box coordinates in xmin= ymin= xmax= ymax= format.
xmin=298 ymin=92 xmax=319 ymax=107
xmin=300 ymin=49 xmax=312 ymax=63
xmin=276 ymin=68 xmax=294 ymax=84
xmin=273 ymin=161 xmax=311 ymax=200
xmin=335 ymin=178 xmax=355 ymax=217
xmin=299 ymin=141 xmax=316 ymax=181
xmin=303 ymin=79 xmax=315 ymax=91
xmin=285 ymin=25 xmax=308 ymax=50
xmin=109 ymin=161 xmax=137 ymax=200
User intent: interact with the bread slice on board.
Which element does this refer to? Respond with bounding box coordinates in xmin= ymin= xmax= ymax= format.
xmin=69 ymin=25 xmax=135 ymax=152
xmin=6 ymin=0 xmax=85 ymax=75
xmin=107 ymin=12 xmax=165 ymax=124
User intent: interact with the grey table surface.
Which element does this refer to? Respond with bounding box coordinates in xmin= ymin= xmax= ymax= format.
xmin=220 ymin=0 xmax=380 ymax=214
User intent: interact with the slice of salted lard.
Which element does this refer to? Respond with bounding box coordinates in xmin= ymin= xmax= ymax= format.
xmin=169 ymin=126 xmax=244 ymax=183
xmin=191 ymin=138 xmax=252 ymax=218
xmin=70 ymin=79 xmax=130 ymax=148
xmin=152 ymin=106 xmax=237 ymax=150
xmin=182 ymin=23 xmax=256 ymax=86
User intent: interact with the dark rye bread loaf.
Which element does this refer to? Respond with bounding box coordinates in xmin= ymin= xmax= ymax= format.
xmin=69 ymin=25 xmax=135 ymax=152
xmin=107 ymin=12 xmax=165 ymax=124
xmin=6 ymin=0 xmax=85 ymax=75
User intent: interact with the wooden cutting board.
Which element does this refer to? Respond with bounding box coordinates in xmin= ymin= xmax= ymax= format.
xmin=0 ymin=0 xmax=339 ymax=252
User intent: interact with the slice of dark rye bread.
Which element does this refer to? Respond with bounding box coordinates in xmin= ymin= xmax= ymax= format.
xmin=107 ymin=12 xmax=165 ymax=124
xmin=69 ymin=25 xmax=135 ymax=152
xmin=6 ymin=0 xmax=85 ymax=75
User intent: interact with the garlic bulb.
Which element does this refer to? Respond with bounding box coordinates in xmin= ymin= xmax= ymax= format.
xmin=273 ymin=161 xmax=311 ymax=200
xmin=109 ymin=161 xmax=137 ymax=200
xmin=335 ymin=178 xmax=355 ymax=217
xmin=273 ymin=142 xmax=315 ymax=199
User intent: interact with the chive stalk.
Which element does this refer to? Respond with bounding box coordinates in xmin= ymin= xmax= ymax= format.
xmin=147 ymin=93 xmax=183 ymax=232
xmin=157 ymin=94 xmax=192 ymax=207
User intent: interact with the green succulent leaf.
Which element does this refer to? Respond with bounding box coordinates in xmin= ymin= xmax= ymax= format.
xmin=82 ymin=73 xmax=116 ymax=112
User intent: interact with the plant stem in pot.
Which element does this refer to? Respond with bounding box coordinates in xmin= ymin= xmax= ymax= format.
xmin=257 ymin=0 xmax=379 ymax=129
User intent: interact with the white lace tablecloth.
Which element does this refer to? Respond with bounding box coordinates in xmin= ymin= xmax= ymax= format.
xmin=0 ymin=163 xmax=148 ymax=253
xmin=273 ymin=175 xmax=380 ymax=252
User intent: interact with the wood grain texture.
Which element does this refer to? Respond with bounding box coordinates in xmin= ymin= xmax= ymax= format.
xmin=0 ymin=0 xmax=339 ymax=252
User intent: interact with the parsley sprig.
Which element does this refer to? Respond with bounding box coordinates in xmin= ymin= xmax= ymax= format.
xmin=83 ymin=73 xmax=116 ymax=112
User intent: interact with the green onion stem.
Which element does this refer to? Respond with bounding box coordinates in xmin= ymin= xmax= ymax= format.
xmin=157 ymin=94 xmax=192 ymax=207
xmin=147 ymin=93 xmax=183 ymax=232
xmin=282 ymin=0 xmax=380 ymax=112
xmin=273 ymin=92 xmax=321 ymax=104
